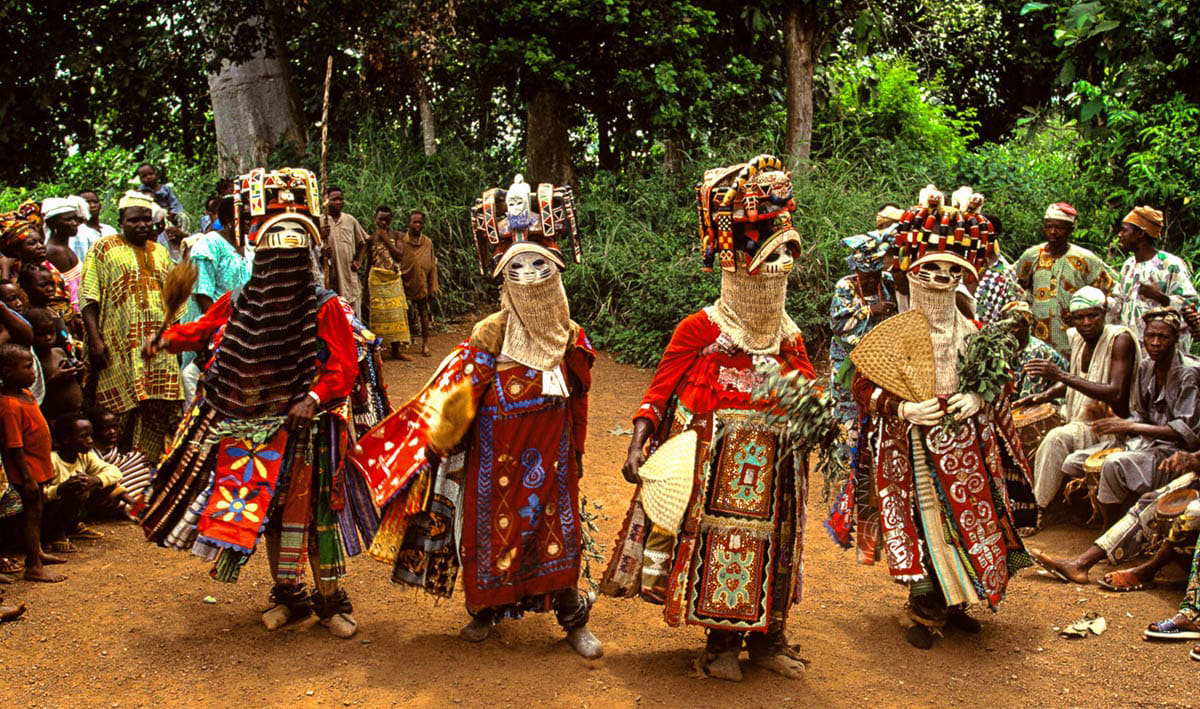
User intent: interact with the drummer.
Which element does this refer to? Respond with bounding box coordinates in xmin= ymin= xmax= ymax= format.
xmin=1030 ymin=449 xmax=1199 ymax=591
xmin=1021 ymin=287 xmax=1140 ymax=521
xmin=1005 ymin=301 xmax=1068 ymax=404
xmin=1063 ymin=308 xmax=1200 ymax=527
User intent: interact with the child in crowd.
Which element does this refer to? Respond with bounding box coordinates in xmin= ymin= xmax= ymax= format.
xmin=135 ymin=163 xmax=185 ymax=223
xmin=0 ymin=343 xmax=65 ymax=582
xmin=27 ymin=308 xmax=83 ymax=422
xmin=0 ymin=282 xmax=27 ymax=313
xmin=87 ymin=406 xmax=154 ymax=513
xmin=45 ymin=414 xmax=138 ymax=550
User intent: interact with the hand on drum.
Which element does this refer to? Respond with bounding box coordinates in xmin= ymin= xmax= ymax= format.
xmin=1091 ymin=416 xmax=1134 ymax=436
xmin=899 ymin=398 xmax=943 ymax=426
xmin=1023 ymin=359 xmax=1064 ymax=381
xmin=1159 ymin=451 xmax=1200 ymax=475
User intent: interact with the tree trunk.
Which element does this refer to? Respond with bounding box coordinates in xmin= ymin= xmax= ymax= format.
xmin=207 ymin=14 xmax=307 ymax=176
xmin=526 ymin=88 xmax=575 ymax=185
xmin=417 ymin=77 xmax=437 ymax=157
xmin=783 ymin=5 xmax=820 ymax=165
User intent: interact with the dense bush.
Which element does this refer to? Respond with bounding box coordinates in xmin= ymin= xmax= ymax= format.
xmin=4 ymin=85 xmax=1197 ymax=368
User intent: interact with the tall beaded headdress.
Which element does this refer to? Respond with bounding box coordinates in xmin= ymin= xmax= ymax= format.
xmin=695 ymin=154 xmax=800 ymax=273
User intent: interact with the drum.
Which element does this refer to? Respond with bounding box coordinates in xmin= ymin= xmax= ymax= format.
xmin=1150 ymin=488 xmax=1200 ymax=542
xmin=1012 ymin=403 xmax=1063 ymax=458
xmin=1083 ymin=447 xmax=1125 ymax=477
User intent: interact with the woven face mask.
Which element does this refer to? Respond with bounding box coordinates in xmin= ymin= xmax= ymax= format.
xmin=505 ymin=250 xmax=556 ymax=285
xmin=911 ymin=258 xmax=963 ymax=291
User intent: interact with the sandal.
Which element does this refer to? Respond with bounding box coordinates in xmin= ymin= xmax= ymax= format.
xmin=44 ymin=540 xmax=77 ymax=554
xmin=1191 ymin=645 xmax=1200 ymax=662
xmin=69 ymin=524 xmax=103 ymax=540
xmin=1028 ymin=549 xmax=1075 ymax=584
xmin=1098 ymin=569 xmax=1155 ymax=592
xmin=0 ymin=556 xmax=21 ymax=574
xmin=1144 ymin=614 xmax=1200 ymax=641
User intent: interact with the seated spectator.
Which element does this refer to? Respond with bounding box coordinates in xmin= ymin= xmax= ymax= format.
xmin=1022 ymin=287 xmax=1138 ymax=525
xmin=1005 ymin=301 xmax=1068 ymax=404
xmin=1031 ymin=450 xmax=1197 ymax=589
xmin=87 ymin=406 xmax=154 ymax=512
xmin=0 ymin=343 xmax=66 ymax=582
xmin=1063 ymin=308 xmax=1199 ymax=525
xmin=45 ymin=414 xmax=138 ymax=550
xmin=1138 ymin=452 xmax=1200 ymax=661
xmin=27 ymin=308 xmax=83 ymax=422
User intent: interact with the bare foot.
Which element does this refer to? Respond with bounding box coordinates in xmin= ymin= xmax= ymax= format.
xmin=39 ymin=552 xmax=68 ymax=565
xmin=24 ymin=566 xmax=67 ymax=583
xmin=1029 ymin=549 xmax=1089 ymax=584
xmin=421 ymin=346 xmax=431 ymax=357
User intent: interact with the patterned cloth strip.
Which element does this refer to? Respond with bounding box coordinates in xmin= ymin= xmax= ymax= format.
xmin=196 ymin=427 xmax=289 ymax=554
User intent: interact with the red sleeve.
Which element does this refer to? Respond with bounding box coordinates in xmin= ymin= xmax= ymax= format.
xmin=566 ymin=328 xmax=596 ymax=455
xmin=780 ymin=333 xmax=817 ymax=380
xmin=633 ymin=311 xmax=718 ymax=427
xmin=310 ymin=298 xmax=360 ymax=403
xmin=852 ymin=371 xmax=903 ymax=418
xmin=161 ymin=292 xmax=233 ymax=353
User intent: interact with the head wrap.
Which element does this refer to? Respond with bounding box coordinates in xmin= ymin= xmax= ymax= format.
xmin=1122 ymin=206 xmax=1164 ymax=239
xmin=117 ymin=190 xmax=156 ymax=213
xmin=875 ymin=205 xmax=904 ymax=230
xmin=1001 ymin=300 xmax=1034 ymax=326
xmin=1044 ymin=202 xmax=1077 ymax=224
xmin=1069 ymin=286 xmax=1107 ymax=312
xmin=0 ymin=200 xmax=42 ymax=254
xmin=1142 ymin=306 xmax=1183 ymax=334
xmin=842 ymin=233 xmax=889 ymax=272
xmin=67 ymin=195 xmax=90 ymax=221
xmin=41 ymin=197 xmax=76 ymax=221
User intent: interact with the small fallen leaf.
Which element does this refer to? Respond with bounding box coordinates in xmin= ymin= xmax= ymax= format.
xmin=607 ymin=425 xmax=631 ymax=436
xmin=202 ymin=596 xmax=218 ymax=604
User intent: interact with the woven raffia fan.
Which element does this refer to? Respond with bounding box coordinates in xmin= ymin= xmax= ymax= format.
xmin=849 ymin=310 xmax=936 ymax=402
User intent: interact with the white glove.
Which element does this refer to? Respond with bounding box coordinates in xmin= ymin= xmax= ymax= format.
xmin=898 ymin=398 xmax=943 ymax=426
xmin=947 ymin=392 xmax=983 ymax=421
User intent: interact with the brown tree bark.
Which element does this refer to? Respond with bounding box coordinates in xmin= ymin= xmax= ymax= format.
xmin=526 ymin=88 xmax=575 ymax=185
xmin=207 ymin=12 xmax=307 ymax=176
xmin=783 ymin=5 xmax=820 ymax=165
xmin=416 ymin=74 xmax=437 ymax=157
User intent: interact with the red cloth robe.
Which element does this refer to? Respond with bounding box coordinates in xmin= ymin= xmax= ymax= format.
xmin=602 ymin=309 xmax=816 ymax=632
xmin=352 ymin=325 xmax=594 ymax=611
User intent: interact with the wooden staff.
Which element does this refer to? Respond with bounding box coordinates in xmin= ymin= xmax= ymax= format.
xmin=320 ymin=55 xmax=333 ymax=190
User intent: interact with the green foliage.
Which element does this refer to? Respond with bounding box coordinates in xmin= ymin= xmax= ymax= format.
xmin=821 ymin=57 xmax=976 ymax=172
xmin=751 ymin=363 xmax=842 ymax=499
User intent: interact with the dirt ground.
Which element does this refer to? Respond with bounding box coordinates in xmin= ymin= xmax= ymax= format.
xmin=1 ymin=321 xmax=1196 ymax=708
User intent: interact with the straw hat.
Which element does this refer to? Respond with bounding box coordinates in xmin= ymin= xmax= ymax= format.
xmin=638 ymin=430 xmax=697 ymax=533
xmin=849 ymin=310 xmax=935 ymax=402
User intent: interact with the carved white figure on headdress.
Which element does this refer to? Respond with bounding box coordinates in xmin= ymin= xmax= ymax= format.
xmin=503 ymin=174 xmax=538 ymax=233
xmin=918 ymin=184 xmax=944 ymax=210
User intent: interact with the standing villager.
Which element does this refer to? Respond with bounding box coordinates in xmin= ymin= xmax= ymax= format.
xmin=79 ymin=191 xmax=183 ymax=461
xmin=1111 ymin=206 xmax=1198 ymax=352
xmin=1015 ymin=202 xmax=1116 ymax=356
xmin=828 ymin=187 xmax=1032 ymax=650
xmin=73 ymin=190 xmax=118 ymax=261
xmin=400 ymin=209 xmax=439 ymax=357
xmin=600 ymin=156 xmax=814 ymax=681
xmin=1018 ymin=287 xmax=1139 ymax=525
xmin=178 ymin=195 xmax=250 ymax=403
xmin=351 ymin=174 xmax=601 ymax=657
xmin=367 ymin=206 xmax=412 ymax=360
xmin=830 ymin=232 xmax=895 ymax=472
xmin=41 ymin=198 xmax=83 ymax=314
xmin=319 ymin=186 xmax=368 ymax=318
xmin=1 ymin=201 xmax=73 ymax=329
xmin=140 ymin=167 xmax=373 ymax=639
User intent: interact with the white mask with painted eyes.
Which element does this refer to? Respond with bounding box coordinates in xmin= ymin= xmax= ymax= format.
xmin=758 ymin=244 xmax=794 ymax=274
xmin=910 ymin=259 xmax=964 ymax=291
xmin=506 ymin=251 xmax=555 ymax=285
